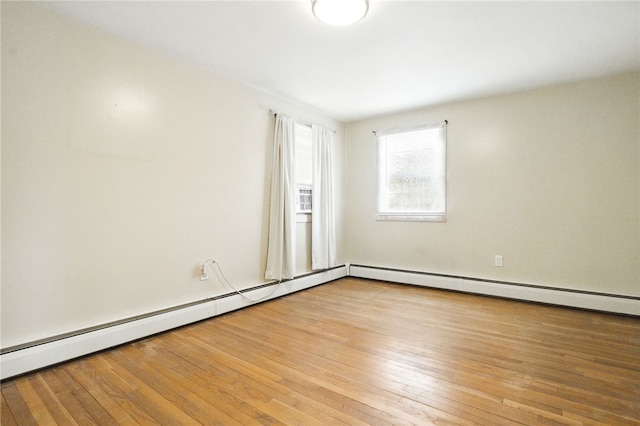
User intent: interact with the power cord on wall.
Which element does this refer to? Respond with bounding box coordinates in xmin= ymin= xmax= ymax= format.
xmin=201 ymin=259 xmax=282 ymax=304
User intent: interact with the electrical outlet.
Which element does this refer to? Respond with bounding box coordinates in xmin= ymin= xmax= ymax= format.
xmin=199 ymin=259 xmax=214 ymax=281
xmin=495 ymin=255 xmax=503 ymax=267
xmin=200 ymin=267 xmax=209 ymax=281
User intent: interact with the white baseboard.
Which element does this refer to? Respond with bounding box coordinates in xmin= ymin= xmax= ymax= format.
xmin=0 ymin=266 xmax=347 ymax=380
xmin=349 ymin=264 xmax=640 ymax=316
xmin=3 ymin=264 xmax=637 ymax=380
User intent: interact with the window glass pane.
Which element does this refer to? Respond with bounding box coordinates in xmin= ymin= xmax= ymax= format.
xmin=377 ymin=124 xmax=446 ymax=221
xmin=295 ymin=123 xmax=313 ymax=214
xmin=295 ymin=123 xmax=312 ymax=186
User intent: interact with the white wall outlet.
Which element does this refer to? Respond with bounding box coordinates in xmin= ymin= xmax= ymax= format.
xmin=199 ymin=267 xmax=209 ymax=281
xmin=495 ymin=255 xmax=503 ymax=267
xmin=199 ymin=259 xmax=215 ymax=281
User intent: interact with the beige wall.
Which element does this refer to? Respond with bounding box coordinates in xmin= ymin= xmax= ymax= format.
xmin=345 ymin=72 xmax=639 ymax=296
xmin=3 ymin=2 xmax=638 ymax=351
xmin=1 ymin=3 xmax=344 ymax=348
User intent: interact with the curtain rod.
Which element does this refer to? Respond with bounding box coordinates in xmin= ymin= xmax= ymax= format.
xmin=269 ymin=109 xmax=336 ymax=134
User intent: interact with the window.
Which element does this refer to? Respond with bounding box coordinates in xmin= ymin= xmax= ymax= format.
xmin=295 ymin=123 xmax=312 ymax=218
xmin=376 ymin=122 xmax=447 ymax=222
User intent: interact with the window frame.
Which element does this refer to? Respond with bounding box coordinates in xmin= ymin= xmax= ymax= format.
xmin=375 ymin=121 xmax=447 ymax=222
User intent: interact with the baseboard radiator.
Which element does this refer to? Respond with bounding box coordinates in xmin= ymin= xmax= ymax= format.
xmin=348 ymin=264 xmax=640 ymax=316
xmin=0 ymin=266 xmax=347 ymax=380
xmin=3 ymin=263 xmax=638 ymax=380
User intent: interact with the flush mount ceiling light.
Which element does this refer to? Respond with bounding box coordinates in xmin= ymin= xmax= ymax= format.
xmin=312 ymin=0 xmax=369 ymax=26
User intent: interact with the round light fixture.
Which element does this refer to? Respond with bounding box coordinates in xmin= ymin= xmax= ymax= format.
xmin=312 ymin=0 xmax=369 ymax=26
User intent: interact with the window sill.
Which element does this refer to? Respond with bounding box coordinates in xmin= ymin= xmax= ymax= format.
xmin=375 ymin=213 xmax=446 ymax=222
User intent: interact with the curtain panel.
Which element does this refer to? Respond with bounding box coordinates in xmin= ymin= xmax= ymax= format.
xmin=311 ymin=125 xmax=337 ymax=270
xmin=265 ymin=114 xmax=297 ymax=280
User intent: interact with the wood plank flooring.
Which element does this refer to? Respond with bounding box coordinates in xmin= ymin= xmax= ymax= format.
xmin=2 ymin=277 xmax=639 ymax=425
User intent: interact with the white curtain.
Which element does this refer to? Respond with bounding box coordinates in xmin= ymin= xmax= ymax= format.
xmin=265 ymin=114 xmax=297 ymax=280
xmin=311 ymin=125 xmax=337 ymax=270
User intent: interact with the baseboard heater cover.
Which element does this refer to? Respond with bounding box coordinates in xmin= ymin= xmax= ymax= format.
xmin=0 ymin=266 xmax=347 ymax=380
xmin=349 ymin=264 xmax=640 ymax=316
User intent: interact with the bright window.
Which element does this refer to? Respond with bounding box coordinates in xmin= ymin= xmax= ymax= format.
xmin=295 ymin=123 xmax=313 ymax=215
xmin=376 ymin=122 xmax=447 ymax=222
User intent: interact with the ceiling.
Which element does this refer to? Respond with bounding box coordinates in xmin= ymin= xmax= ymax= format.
xmin=44 ymin=1 xmax=639 ymax=122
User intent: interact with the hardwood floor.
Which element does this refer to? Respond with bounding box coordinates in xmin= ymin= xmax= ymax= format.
xmin=2 ymin=277 xmax=639 ymax=425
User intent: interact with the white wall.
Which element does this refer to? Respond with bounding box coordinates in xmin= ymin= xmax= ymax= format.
xmin=345 ymin=72 xmax=639 ymax=297
xmin=1 ymin=3 xmax=344 ymax=349
xmin=2 ymin=2 xmax=638 ymax=355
